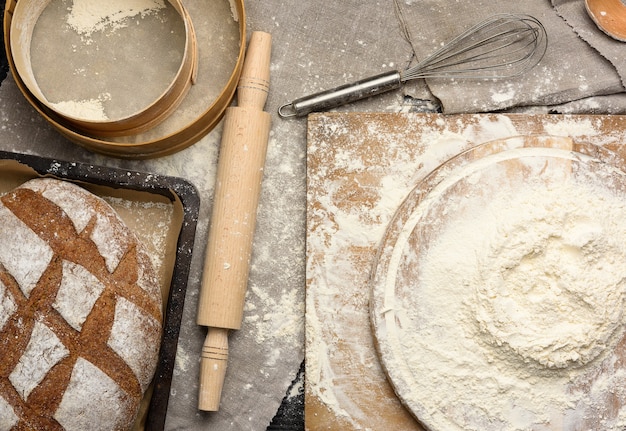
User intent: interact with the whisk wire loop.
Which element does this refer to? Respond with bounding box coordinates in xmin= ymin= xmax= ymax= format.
xmin=401 ymin=14 xmax=547 ymax=80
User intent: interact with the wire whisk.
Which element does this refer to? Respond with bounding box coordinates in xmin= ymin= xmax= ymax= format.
xmin=278 ymin=14 xmax=547 ymax=118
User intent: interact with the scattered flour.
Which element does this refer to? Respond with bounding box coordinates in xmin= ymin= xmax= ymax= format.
xmin=244 ymin=284 xmax=304 ymax=346
xmin=543 ymin=117 xmax=601 ymax=137
xmin=490 ymin=83 xmax=517 ymax=103
xmin=227 ymin=0 xmax=240 ymax=22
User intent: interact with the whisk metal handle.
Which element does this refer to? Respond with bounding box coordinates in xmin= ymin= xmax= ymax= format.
xmin=278 ymin=71 xmax=401 ymax=118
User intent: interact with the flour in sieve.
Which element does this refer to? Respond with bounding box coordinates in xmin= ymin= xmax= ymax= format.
xmin=390 ymin=152 xmax=626 ymax=430
xmin=66 ymin=0 xmax=166 ymax=37
xmin=50 ymin=95 xmax=110 ymax=121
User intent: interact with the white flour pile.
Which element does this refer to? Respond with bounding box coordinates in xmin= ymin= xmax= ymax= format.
xmin=50 ymin=96 xmax=110 ymax=121
xmin=66 ymin=0 xmax=166 ymax=36
xmin=378 ymin=148 xmax=626 ymax=430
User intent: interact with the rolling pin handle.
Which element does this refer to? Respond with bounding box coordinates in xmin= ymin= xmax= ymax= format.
xmin=199 ymin=327 xmax=230 ymax=411
xmin=237 ymin=31 xmax=272 ymax=110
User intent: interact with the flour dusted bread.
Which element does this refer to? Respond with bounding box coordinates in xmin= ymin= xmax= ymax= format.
xmin=0 ymin=178 xmax=163 ymax=430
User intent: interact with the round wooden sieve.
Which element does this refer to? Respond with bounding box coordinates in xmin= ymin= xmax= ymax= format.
xmin=4 ymin=0 xmax=246 ymax=159
xmin=9 ymin=0 xmax=198 ymax=138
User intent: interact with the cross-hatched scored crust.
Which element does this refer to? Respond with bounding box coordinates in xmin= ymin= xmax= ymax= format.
xmin=0 ymin=178 xmax=163 ymax=431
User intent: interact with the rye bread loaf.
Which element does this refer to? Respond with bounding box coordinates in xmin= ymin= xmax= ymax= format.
xmin=0 ymin=178 xmax=163 ymax=431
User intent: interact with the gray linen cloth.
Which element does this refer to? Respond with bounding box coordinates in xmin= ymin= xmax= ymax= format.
xmin=396 ymin=0 xmax=626 ymax=113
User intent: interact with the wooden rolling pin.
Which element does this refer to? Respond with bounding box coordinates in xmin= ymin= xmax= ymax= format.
xmin=197 ymin=31 xmax=272 ymax=412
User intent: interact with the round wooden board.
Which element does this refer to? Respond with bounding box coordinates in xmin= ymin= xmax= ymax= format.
xmin=370 ymin=136 xmax=626 ymax=430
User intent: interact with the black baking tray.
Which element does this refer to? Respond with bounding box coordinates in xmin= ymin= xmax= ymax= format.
xmin=0 ymin=150 xmax=200 ymax=430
